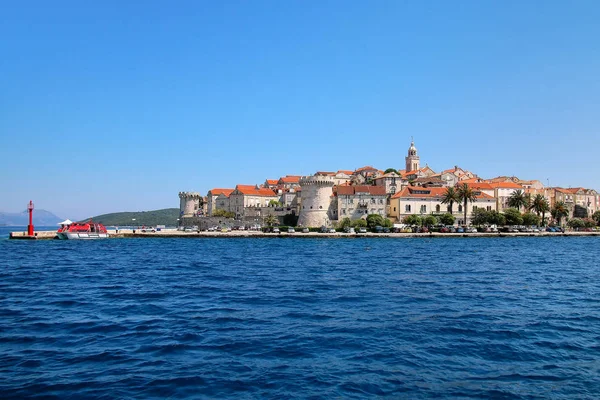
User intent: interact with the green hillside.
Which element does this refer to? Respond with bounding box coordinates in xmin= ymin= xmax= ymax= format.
xmin=85 ymin=208 xmax=180 ymax=226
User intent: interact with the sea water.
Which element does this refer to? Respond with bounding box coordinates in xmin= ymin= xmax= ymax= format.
xmin=1 ymin=235 xmax=599 ymax=398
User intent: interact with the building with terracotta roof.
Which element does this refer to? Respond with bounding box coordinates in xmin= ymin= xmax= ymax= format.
xmin=389 ymin=186 xmax=496 ymax=225
xmin=373 ymin=171 xmax=402 ymax=194
xmin=229 ymin=185 xmax=280 ymax=218
xmin=486 ymin=182 xmax=524 ymax=211
xmin=207 ymin=188 xmax=235 ymax=216
xmin=336 ymin=185 xmax=387 ymax=221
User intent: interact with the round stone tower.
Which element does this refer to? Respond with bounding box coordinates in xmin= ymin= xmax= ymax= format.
xmin=179 ymin=192 xmax=202 ymax=218
xmin=298 ymin=175 xmax=335 ymax=227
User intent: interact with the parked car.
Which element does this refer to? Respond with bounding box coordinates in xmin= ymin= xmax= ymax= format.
xmin=456 ymin=227 xmax=465 ymax=233
xmin=183 ymin=227 xmax=194 ymax=232
xmin=358 ymin=227 xmax=367 ymax=233
xmin=466 ymin=227 xmax=477 ymax=233
xmin=141 ymin=227 xmax=156 ymax=233
xmin=302 ymin=228 xmax=310 ymax=233
xmin=383 ymin=227 xmax=390 ymax=233
xmin=272 ymin=227 xmax=280 ymax=233
xmin=328 ymin=228 xmax=337 ymax=233
xmin=288 ymin=227 xmax=295 ymax=233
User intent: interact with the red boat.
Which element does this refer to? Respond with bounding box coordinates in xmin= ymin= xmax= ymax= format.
xmin=57 ymin=220 xmax=109 ymax=240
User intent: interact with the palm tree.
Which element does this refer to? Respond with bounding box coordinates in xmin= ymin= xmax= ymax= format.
xmin=530 ymin=194 xmax=550 ymax=226
xmin=441 ymin=187 xmax=459 ymax=215
xmin=551 ymin=201 xmax=569 ymax=226
xmin=508 ymin=189 xmax=527 ymax=211
xmin=457 ymin=183 xmax=477 ymax=226
xmin=264 ymin=214 xmax=278 ymax=227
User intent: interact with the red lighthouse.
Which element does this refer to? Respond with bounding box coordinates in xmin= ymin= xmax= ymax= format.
xmin=27 ymin=200 xmax=34 ymax=236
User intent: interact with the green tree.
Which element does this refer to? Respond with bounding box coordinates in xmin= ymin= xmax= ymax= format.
xmin=264 ymin=214 xmax=278 ymax=227
xmin=213 ymin=209 xmax=235 ymax=219
xmin=440 ymin=187 xmax=459 ymax=215
xmin=530 ymin=194 xmax=550 ymax=226
xmin=268 ymin=200 xmax=282 ymax=207
xmin=567 ymin=218 xmax=585 ymax=229
xmin=583 ymin=218 xmax=596 ymax=228
xmin=338 ymin=217 xmax=352 ymax=230
xmin=522 ymin=212 xmax=541 ymax=226
xmin=423 ymin=215 xmax=438 ymax=227
xmin=457 ymin=184 xmax=477 ymax=226
xmin=351 ymin=219 xmax=367 ymax=228
xmin=402 ymin=215 xmax=422 ymax=225
xmin=384 ymin=168 xmax=399 ymax=174
xmin=508 ymin=189 xmax=527 ymax=211
xmin=366 ymin=214 xmax=385 ymax=230
xmin=382 ymin=218 xmax=393 ymax=228
xmin=439 ymin=213 xmax=455 ymax=226
xmin=551 ymin=201 xmax=569 ymax=226
xmin=503 ymin=208 xmax=523 ymax=225
xmin=471 ymin=209 xmax=489 ymax=226
xmin=592 ymin=211 xmax=600 ymax=226
xmin=487 ymin=210 xmax=506 ymax=226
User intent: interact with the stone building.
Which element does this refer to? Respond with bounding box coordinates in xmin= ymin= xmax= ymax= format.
xmin=207 ymin=188 xmax=234 ymax=216
xmin=229 ymin=185 xmax=279 ymax=219
xmin=389 ymin=186 xmax=497 ymax=225
xmin=336 ymin=185 xmax=387 ymax=221
xmin=297 ymin=175 xmax=335 ymax=227
xmin=373 ymin=172 xmax=401 ymax=194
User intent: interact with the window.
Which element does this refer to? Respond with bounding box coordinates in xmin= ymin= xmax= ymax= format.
xmin=342 ymin=209 xmax=346 ymax=215
xmin=393 ymin=207 xmax=396 ymax=212
xmin=379 ymin=199 xmax=384 ymax=204
xmin=391 ymin=178 xmax=396 ymax=185
xmin=487 ymin=206 xmax=491 ymax=211
xmin=391 ymin=186 xmax=396 ymax=194
xmin=420 ymin=205 xmax=426 ymax=213
xmin=350 ymin=198 xmax=354 ymax=204
xmin=473 ymin=206 xmax=477 ymax=212
xmin=458 ymin=205 xmax=463 ymax=212
xmin=405 ymin=204 xmax=411 ymax=212
xmin=371 ymin=198 xmax=375 ymax=204
xmin=436 ymin=205 xmax=440 ymax=212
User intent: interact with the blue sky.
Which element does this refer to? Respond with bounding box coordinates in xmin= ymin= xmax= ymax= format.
xmin=1 ymin=1 xmax=599 ymax=219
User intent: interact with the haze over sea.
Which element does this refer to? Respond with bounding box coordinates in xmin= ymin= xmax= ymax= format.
xmin=2 ymin=232 xmax=600 ymax=398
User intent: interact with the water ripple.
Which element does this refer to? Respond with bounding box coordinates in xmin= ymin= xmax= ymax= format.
xmin=1 ymin=236 xmax=600 ymax=398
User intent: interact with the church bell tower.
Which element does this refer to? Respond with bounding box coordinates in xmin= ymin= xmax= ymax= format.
xmin=405 ymin=139 xmax=420 ymax=172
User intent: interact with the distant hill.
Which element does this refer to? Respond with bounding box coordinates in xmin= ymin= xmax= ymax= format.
xmin=86 ymin=208 xmax=180 ymax=226
xmin=0 ymin=210 xmax=63 ymax=226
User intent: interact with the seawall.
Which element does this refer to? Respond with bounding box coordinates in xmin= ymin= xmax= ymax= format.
xmin=8 ymin=229 xmax=600 ymax=240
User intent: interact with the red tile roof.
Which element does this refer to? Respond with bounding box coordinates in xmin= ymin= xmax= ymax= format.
xmin=265 ymin=179 xmax=278 ymax=185
xmin=279 ymin=176 xmax=301 ymax=184
xmin=337 ymin=170 xmax=354 ymax=175
xmin=336 ymin=185 xmax=386 ymax=196
xmin=487 ymin=182 xmax=523 ymax=189
xmin=235 ymin=186 xmax=278 ymax=196
xmin=464 ymin=182 xmax=494 ymax=190
xmin=209 ymin=188 xmax=234 ymax=197
xmin=392 ymin=186 xmax=494 ymax=199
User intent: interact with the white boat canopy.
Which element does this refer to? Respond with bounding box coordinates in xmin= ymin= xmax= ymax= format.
xmin=58 ymin=219 xmax=73 ymax=225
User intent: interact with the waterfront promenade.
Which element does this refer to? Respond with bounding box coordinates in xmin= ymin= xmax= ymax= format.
xmin=8 ymin=229 xmax=600 ymax=240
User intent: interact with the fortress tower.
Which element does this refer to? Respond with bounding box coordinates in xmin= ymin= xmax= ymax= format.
xmin=178 ymin=192 xmax=202 ymax=219
xmin=297 ymin=175 xmax=335 ymax=227
xmin=405 ymin=139 xmax=420 ymax=172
